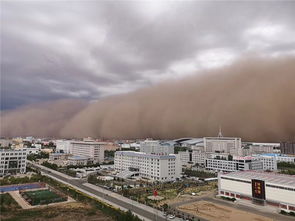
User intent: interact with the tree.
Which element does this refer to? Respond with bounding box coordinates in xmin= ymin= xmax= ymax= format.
xmin=228 ymin=155 xmax=233 ymax=161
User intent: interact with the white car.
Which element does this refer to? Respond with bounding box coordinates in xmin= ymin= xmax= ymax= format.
xmin=168 ymin=214 xmax=175 ymax=219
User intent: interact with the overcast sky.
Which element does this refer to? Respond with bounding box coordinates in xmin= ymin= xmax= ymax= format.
xmin=1 ymin=0 xmax=295 ymax=110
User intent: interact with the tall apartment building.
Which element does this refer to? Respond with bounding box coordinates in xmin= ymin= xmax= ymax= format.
xmin=0 ymin=148 xmax=27 ymax=176
xmin=280 ymin=142 xmax=295 ymax=155
xmin=114 ymin=151 xmax=181 ymax=182
xmin=140 ymin=140 xmax=174 ymax=155
xmin=204 ymin=137 xmax=242 ymax=156
xmin=71 ymin=141 xmax=105 ymax=163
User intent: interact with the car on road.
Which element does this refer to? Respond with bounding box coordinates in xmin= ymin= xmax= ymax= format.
xmin=168 ymin=214 xmax=175 ymax=219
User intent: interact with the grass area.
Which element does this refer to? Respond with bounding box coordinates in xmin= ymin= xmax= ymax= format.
xmin=0 ymin=193 xmax=21 ymax=213
xmin=22 ymin=189 xmax=66 ymax=205
xmin=278 ymin=162 xmax=295 ymax=175
xmin=183 ymin=168 xmax=216 ymax=178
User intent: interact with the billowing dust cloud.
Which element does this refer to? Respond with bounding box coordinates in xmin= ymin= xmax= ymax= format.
xmin=1 ymin=57 xmax=295 ymax=141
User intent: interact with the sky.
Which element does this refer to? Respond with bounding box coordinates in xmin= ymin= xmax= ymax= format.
xmin=1 ymin=0 xmax=295 ymax=110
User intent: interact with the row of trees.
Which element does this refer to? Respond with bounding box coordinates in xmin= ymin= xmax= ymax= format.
xmin=27 ymin=152 xmax=49 ymax=161
xmin=41 ymin=162 xmax=77 ymax=177
xmin=183 ymin=169 xmax=216 ymax=178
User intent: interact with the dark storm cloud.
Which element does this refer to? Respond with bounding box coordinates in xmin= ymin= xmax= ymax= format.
xmin=1 ymin=1 xmax=295 ymax=109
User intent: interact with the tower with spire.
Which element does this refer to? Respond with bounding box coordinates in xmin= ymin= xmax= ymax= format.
xmin=218 ymin=126 xmax=223 ymax=138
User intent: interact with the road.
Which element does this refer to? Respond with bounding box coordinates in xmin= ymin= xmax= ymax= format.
xmin=28 ymin=161 xmax=176 ymax=221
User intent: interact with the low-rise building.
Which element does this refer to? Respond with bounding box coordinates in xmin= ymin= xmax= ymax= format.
xmin=49 ymin=153 xmax=70 ymax=161
xmin=206 ymin=156 xmax=263 ymax=172
xmin=67 ymin=156 xmax=90 ymax=166
xmin=191 ymin=150 xmax=206 ymax=166
xmin=114 ymin=151 xmax=181 ymax=182
xmin=256 ymin=155 xmax=277 ymax=171
xmin=258 ymin=153 xmax=295 ymax=164
xmin=178 ymin=151 xmax=190 ymax=166
xmin=140 ymin=140 xmax=174 ymax=155
xmin=280 ymin=141 xmax=295 ymax=155
xmin=218 ymin=171 xmax=295 ymax=212
xmin=26 ymin=147 xmax=41 ymax=155
xmin=0 ymin=148 xmax=27 ymax=176
xmin=56 ymin=140 xmax=73 ymax=153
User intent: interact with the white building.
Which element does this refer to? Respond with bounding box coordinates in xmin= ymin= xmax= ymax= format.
xmin=218 ymin=171 xmax=295 ymax=212
xmin=204 ymin=137 xmax=242 ymax=156
xmin=206 ymin=156 xmax=263 ymax=172
xmin=140 ymin=140 xmax=174 ymax=155
xmin=191 ymin=151 xmax=206 ymax=166
xmin=258 ymin=154 xmax=295 ymax=164
xmin=114 ymin=151 xmax=181 ymax=182
xmin=71 ymin=141 xmax=105 ymax=163
xmin=178 ymin=151 xmax=191 ymax=166
xmin=0 ymin=139 xmax=11 ymax=147
xmin=0 ymin=148 xmax=27 ymax=176
xmin=56 ymin=140 xmax=73 ymax=153
xmin=68 ymin=156 xmax=90 ymax=166
xmin=256 ymin=155 xmax=278 ymax=171
xmin=244 ymin=143 xmax=280 ymax=155
xmin=26 ymin=147 xmax=41 ymax=155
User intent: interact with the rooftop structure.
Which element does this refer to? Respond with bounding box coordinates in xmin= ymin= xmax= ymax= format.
xmin=221 ymin=171 xmax=295 ymax=187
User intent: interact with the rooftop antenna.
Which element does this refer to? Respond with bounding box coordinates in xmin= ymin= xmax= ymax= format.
xmin=218 ymin=126 xmax=223 ymax=138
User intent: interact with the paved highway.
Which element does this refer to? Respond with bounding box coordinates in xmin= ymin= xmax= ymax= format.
xmin=28 ymin=161 xmax=173 ymax=221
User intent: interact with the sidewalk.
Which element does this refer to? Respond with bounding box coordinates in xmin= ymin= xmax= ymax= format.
xmin=9 ymin=191 xmax=32 ymax=209
xmin=235 ymin=199 xmax=279 ymax=213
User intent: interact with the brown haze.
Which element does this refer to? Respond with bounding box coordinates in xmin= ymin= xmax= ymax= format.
xmin=1 ymin=57 xmax=295 ymax=141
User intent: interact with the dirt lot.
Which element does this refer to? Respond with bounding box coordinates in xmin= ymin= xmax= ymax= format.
xmin=177 ymin=200 xmax=272 ymax=221
xmin=1 ymin=202 xmax=113 ymax=221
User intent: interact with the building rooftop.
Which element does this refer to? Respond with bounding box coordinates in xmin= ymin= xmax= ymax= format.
xmin=115 ymin=151 xmax=176 ymax=159
xmin=71 ymin=141 xmax=108 ymax=145
xmin=259 ymin=153 xmax=290 ymax=157
xmin=68 ymin=155 xmax=89 ymax=160
xmin=221 ymin=171 xmax=295 ymax=188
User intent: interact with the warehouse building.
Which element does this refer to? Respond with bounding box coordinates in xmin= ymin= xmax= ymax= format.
xmin=218 ymin=171 xmax=295 ymax=212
